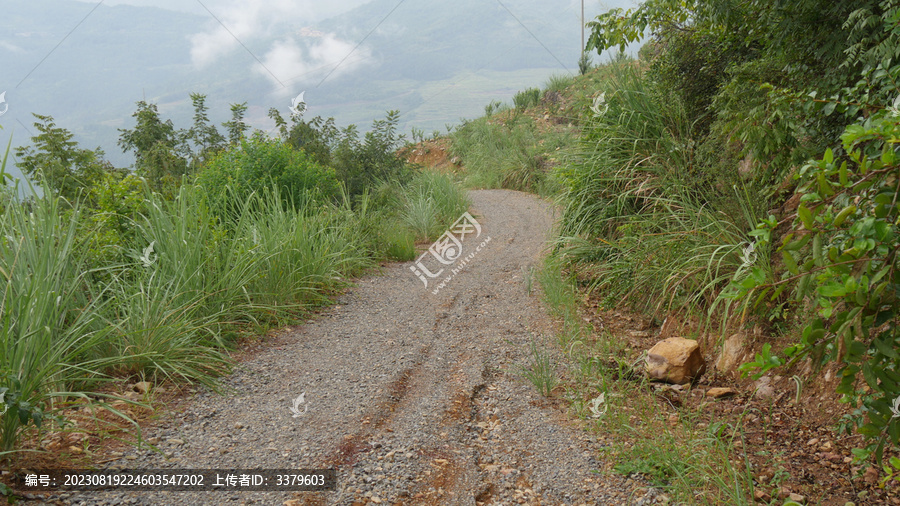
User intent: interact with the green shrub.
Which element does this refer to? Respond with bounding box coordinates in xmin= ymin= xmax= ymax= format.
xmin=513 ymin=87 xmax=541 ymax=110
xmin=195 ymin=133 xmax=340 ymax=214
xmin=292 ymin=111 xmax=412 ymax=199
xmin=726 ymin=111 xmax=900 ymax=462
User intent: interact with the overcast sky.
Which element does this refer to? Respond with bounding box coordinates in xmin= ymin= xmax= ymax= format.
xmin=74 ymin=0 xmax=371 ymax=18
xmin=5 ymin=0 xmax=633 ymax=170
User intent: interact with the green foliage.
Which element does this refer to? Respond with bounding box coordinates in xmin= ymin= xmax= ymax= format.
xmin=727 ymin=110 xmax=900 ymax=461
xmin=737 ymin=343 xmax=783 ymax=380
xmin=82 ymin=171 xmax=148 ymax=269
xmin=118 ymin=101 xmax=189 ymax=192
xmin=0 ymin=179 xmax=377 ymax=457
xmin=223 ymin=102 xmax=250 ymax=145
xmin=578 ymin=52 xmax=593 ymax=76
xmin=397 ymin=170 xmax=470 ymax=241
xmin=332 ymin=111 xmax=410 ymax=197
xmin=15 ymin=114 xmax=110 ymax=201
xmin=544 ymin=73 xmax=575 ymax=95
xmin=0 ymin=94 xmax=467 ymax=460
xmin=483 ymin=100 xmax=504 ymax=117
xmin=556 ymin=59 xmax=758 ymax=316
xmin=0 ymin=189 xmax=115 ymax=454
xmin=450 ymin=112 xmax=571 ymax=194
xmin=646 ymin=28 xmax=752 ymax=136
xmin=562 ymin=0 xmax=900 ymax=468
xmin=268 ymin=109 xmax=411 ymax=199
xmin=186 ymin=93 xmax=226 ymax=169
xmin=0 ymin=131 xmax=13 ymax=188
xmin=268 ymin=110 xmax=339 ymax=168
xmin=351 ymin=171 xmax=469 ymax=260
xmin=194 ymin=133 xmax=340 ymax=214
xmin=516 ymin=337 xmax=559 ymax=397
xmin=513 ymin=87 xmax=541 ymax=110
xmin=537 ymin=253 xmax=754 ymax=502
xmin=0 ymin=374 xmax=59 ymax=454
xmin=117 ymin=95 xmax=230 ymax=193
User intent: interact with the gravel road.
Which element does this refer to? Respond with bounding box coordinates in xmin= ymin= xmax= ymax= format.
xmin=50 ymin=189 xmax=637 ymax=505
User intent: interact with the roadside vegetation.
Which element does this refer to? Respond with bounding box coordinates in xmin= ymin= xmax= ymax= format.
xmin=0 ymin=100 xmax=467 ymax=464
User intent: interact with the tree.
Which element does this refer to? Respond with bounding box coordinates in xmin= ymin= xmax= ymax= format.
xmin=186 ymin=93 xmax=225 ymax=169
xmin=222 ymin=102 xmax=250 ymax=145
xmin=118 ymin=101 xmax=189 ymax=190
xmin=15 ymin=114 xmax=111 ymax=201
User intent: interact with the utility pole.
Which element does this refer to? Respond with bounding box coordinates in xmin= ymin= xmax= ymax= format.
xmin=581 ymin=0 xmax=585 ymax=52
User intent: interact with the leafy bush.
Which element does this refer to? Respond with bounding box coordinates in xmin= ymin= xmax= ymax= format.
xmin=269 ymin=110 xmax=412 ymax=199
xmin=727 ymin=110 xmax=900 ymax=462
xmin=195 ymin=133 xmax=340 ymax=214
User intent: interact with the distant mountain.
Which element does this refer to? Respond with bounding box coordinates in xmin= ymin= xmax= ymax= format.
xmin=1 ymin=0 xmax=630 ymax=172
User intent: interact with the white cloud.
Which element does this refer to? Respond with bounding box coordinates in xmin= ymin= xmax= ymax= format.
xmin=188 ymin=0 xmax=373 ymax=86
xmin=0 ymin=41 xmax=25 ymax=53
xmin=256 ymin=34 xmax=371 ymax=89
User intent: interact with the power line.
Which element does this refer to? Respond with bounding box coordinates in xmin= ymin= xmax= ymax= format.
xmin=493 ymin=0 xmax=572 ymax=74
xmin=195 ymin=0 xmax=286 ymax=88
xmin=316 ymin=0 xmax=408 ymax=88
xmin=16 ymin=0 xmax=105 ymax=89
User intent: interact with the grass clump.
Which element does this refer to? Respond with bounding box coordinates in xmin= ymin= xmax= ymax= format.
xmin=513 ymin=87 xmax=541 ymax=110
xmin=516 ymin=337 xmax=559 ymax=397
xmin=555 ymin=58 xmax=759 ymax=319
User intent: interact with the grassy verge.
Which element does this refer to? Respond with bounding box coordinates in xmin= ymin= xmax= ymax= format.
xmin=532 ymin=257 xmax=757 ymax=504
xmin=447 ymin=83 xmax=577 ymax=196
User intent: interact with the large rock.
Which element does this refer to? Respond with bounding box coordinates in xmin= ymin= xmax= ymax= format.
xmin=646 ymin=337 xmax=706 ymax=385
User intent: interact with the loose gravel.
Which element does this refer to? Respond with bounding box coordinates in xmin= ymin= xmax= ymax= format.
xmin=40 ymin=190 xmax=639 ymax=505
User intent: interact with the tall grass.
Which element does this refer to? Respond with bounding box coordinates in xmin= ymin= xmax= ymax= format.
xmin=450 ymin=115 xmax=571 ymax=194
xmin=544 ymin=73 xmax=576 ymax=94
xmin=397 ymin=171 xmax=469 ymax=241
xmin=513 ymin=87 xmax=541 ymax=110
xmin=0 ymin=176 xmax=142 ymax=453
xmin=556 ymin=58 xmax=757 ymax=318
xmin=0 ymin=181 xmax=377 ymax=457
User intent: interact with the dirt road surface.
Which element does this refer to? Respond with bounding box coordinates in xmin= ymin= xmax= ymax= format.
xmin=55 ymin=190 xmax=636 ymax=505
